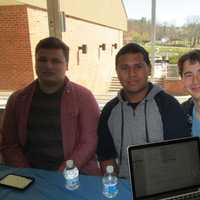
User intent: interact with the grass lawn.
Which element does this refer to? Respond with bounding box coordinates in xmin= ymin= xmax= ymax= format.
xmin=144 ymin=45 xmax=193 ymax=64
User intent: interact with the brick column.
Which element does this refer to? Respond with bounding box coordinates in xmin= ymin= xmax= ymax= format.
xmin=0 ymin=5 xmax=34 ymax=91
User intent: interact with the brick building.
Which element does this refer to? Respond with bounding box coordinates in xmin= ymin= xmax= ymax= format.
xmin=0 ymin=0 xmax=127 ymax=94
xmin=0 ymin=4 xmax=34 ymax=90
xmin=0 ymin=0 xmax=127 ymax=126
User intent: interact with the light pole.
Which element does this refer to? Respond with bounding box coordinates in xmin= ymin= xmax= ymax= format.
xmin=47 ymin=0 xmax=62 ymax=39
xmin=151 ymin=0 xmax=156 ymax=78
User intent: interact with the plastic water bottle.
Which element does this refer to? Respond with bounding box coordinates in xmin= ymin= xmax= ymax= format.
xmin=102 ymin=165 xmax=118 ymax=198
xmin=63 ymin=160 xmax=80 ymax=190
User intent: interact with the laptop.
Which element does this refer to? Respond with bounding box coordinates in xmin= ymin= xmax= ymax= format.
xmin=127 ymin=137 xmax=200 ymax=200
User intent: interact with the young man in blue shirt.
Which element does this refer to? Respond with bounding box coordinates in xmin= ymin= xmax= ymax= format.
xmin=178 ymin=49 xmax=200 ymax=135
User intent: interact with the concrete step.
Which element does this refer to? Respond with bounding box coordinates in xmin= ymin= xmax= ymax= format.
xmin=95 ymin=93 xmax=117 ymax=109
xmin=108 ymin=76 xmax=121 ymax=92
xmin=150 ymin=78 xmax=164 ymax=88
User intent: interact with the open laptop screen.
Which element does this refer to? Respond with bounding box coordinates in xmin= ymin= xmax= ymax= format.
xmin=128 ymin=137 xmax=200 ymax=200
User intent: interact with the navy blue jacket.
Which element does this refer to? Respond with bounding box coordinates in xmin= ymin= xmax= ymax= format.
xmin=182 ymin=98 xmax=193 ymax=134
xmin=97 ymin=86 xmax=191 ymax=161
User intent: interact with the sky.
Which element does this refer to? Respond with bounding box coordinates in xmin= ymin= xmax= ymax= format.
xmin=122 ymin=0 xmax=200 ymax=26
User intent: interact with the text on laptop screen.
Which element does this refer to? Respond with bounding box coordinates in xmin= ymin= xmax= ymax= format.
xmin=130 ymin=139 xmax=200 ymax=198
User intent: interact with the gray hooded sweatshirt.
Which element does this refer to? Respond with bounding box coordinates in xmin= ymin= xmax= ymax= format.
xmin=108 ymin=84 xmax=164 ymax=178
xmin=97 ymin=83 xmax=190 ymax=180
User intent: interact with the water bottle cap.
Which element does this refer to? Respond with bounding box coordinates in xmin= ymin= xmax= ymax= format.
xmin=106 ymin=165 xmax=114 ymax=173
xmin=66 ymin=160 xmax=74 ymax=168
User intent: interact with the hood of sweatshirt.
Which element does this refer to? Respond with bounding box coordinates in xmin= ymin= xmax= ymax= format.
xmin=117 ymin=82 xmax=163 ymax=103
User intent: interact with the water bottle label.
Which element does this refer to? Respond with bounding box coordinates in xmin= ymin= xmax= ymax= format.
xmin=64 ymin=167 xmax=79 ymax=190
xmin=104 ymin=183 xmax=118 ymax=194
xmin=67 ymin=176 xmax=78 ymax=184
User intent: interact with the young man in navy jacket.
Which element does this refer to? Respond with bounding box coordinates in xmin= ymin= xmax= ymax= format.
xmin=97 ymin=43 xmax=190 ymax=179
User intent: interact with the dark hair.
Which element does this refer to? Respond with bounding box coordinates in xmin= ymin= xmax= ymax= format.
xmin=115 ymin=43 xmax=151 ymax=66
xmin=178 ymin=49 xmax=200 ymax=77
xmin=35 ymin=37 xmax=69 ymax=63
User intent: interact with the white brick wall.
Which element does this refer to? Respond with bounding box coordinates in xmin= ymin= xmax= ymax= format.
xmin=27 ymin=6 xmax=124 ymax=95
xmin=27 ymin=7 xmax=49 ymax=79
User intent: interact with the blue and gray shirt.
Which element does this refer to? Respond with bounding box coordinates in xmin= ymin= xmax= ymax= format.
xmin=97 ymin=83 xmax=190 ymax=179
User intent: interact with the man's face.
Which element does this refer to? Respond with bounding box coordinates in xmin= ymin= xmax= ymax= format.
xmin=35 ymin=48 xmax=68 ymax=87
xmin=182 ymin=61 xmax=200 ymax=100
xmin=116 ymin=53 xmax=151 ymax=96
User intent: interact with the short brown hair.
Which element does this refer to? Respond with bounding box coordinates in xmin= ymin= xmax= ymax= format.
xmin=178 ymin=49 xmax=200 ymax=77
xmin=115 ymin=43 xmax=151 ymax=67
xmin=35 ymin=37 xmax=69 ymax=63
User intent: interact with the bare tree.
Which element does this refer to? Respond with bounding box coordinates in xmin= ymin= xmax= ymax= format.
xmin=185 ymin=15 xmax=200 ymax=47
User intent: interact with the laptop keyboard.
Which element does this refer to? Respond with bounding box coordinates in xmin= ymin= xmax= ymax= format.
xmin=161 ymin=190 xmax=200 ymax=200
